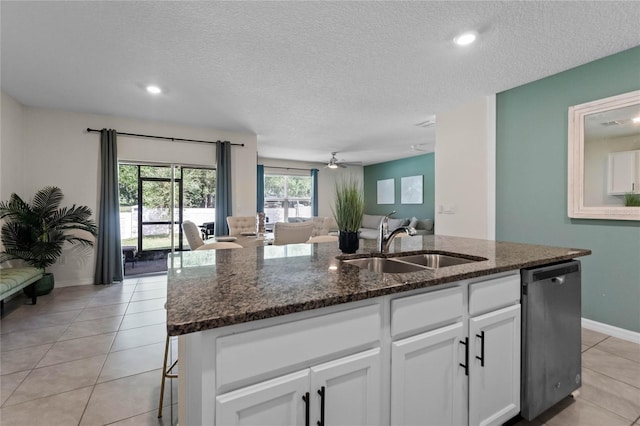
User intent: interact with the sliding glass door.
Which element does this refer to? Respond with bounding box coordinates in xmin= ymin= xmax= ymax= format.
xmin=140 ymin=173 xmax=183 ymax=251
xmin=119 ymin=163 xmax=216 ymax=253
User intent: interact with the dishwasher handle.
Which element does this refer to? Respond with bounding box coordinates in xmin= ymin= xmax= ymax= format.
xmin=530 ymin=262 xmax=580 ymax=282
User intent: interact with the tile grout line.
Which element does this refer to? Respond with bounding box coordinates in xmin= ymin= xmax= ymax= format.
xmin=0 ymin=302 xmax=85 ymax=407
xmin=589 ymin=341 xmax=640 ymax=365
xmin=583 ymin=350 xmax=640 ymax=390
xmin=579 ymin=367 xmax=640 ymax=422
xmin=78 ymin=291 xmax=131 ymax=426
xmin=78 ymin=277 xmax=168 ymax=424
xmin=581 ymin=365 xmax=640 ymax=391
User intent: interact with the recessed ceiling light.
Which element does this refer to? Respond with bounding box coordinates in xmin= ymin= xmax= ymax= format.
xmin=453 ymin=31 xmax=478 ymax=46
xmin=146 ymin=85 xmax=162 ymax=94
xmin=632 ymin=116 xmax=640 ymax=124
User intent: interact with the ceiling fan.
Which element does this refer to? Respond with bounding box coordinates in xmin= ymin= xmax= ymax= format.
xmin=325 ymin=152 xmax=361 ymax=169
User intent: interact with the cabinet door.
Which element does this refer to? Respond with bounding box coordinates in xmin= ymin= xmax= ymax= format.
xmin=391 ymin=322 xmax=466 ymax=426
xmin=310 ymin=348 xmax=381 ymax=426
xmin=216 ymin=370 xmax=309 ymax=426
xmin=608 ymin=150 xmax=639 ymax=194
xmin=469 ymin=304 xmax=521 ymax=426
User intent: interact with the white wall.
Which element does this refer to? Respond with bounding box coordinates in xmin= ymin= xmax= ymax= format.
xmin=1 ymin=92 xmax=26 ymax=201
xmin=2 ymin=94 xmax=257 ymax=286
xmin=259 ymin=157 xmax=364 ymax=219
xmin=435 ymin=95 xmax=496 ymax=240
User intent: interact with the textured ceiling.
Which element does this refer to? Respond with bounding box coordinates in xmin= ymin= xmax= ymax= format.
xmin=2 ymin=1 xmax=639 ymax=165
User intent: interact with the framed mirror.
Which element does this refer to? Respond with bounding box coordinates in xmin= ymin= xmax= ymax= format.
xmin=568 ymin=90 xmax=640 ymax=220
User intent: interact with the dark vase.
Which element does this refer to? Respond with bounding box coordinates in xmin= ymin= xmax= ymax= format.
xmin=338 ymin=231 xmax=359 ymax=254
xmin=23 ymin=272 xmax=54 ymax=296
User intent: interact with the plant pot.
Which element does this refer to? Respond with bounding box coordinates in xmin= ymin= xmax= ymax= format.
xmin=24 ymin=272 xmax=54 ymax=296
xmin=338 ymin=231 xmax=359 ymax=254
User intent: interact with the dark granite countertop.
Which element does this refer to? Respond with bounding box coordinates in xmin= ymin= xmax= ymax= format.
xmin=166 ymin=235 xmax=590 ymax=336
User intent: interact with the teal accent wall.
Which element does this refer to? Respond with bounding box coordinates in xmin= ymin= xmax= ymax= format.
xmin=363 ymin=153 xmax=435 ymax=220
xmin=496 ymin=46 xmax=640 ymax=332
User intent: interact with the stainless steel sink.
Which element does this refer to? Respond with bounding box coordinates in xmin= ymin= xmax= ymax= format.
xmin=394 ymin=253 xmax=478 ymax=268
xmin=342 ymin=257 xmax=428 ymax=273
xmin=340 ymin=251 xmax=486 ymax=273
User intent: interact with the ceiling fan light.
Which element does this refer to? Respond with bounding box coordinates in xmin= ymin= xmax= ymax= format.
xmin=328 ymin=163 xmax=338 ymax=169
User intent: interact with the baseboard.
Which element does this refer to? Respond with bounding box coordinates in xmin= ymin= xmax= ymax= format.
xmin=55 ymin=278 xmax=94 ymax=288
xmin=582 ymin=318 xmax=640 ymax=344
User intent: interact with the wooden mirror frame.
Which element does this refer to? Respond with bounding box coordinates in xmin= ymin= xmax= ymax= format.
xmin=568 ymin=90 xmax=640 ymax=220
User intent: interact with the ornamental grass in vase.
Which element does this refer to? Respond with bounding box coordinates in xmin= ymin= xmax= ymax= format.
xmin=332 ymin=176 xmax=364 ymax=254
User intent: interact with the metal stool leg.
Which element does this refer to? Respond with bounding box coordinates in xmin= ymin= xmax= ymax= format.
xmin=158 ymin=334 xmax=178 ymax=418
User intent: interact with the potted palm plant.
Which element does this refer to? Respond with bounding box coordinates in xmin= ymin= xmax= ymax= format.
xmin=331 ymin=176 xmax=364 ymax=254
xmin=0 ymin=186 xmax=98 ymax=295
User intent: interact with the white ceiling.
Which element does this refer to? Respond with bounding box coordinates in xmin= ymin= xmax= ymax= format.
xmin=2 ymin=1 xmax=639 ymax=166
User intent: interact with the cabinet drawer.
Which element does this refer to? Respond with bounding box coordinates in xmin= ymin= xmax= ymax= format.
xmin=469 ymin=273 xmax=520 ymax=316
xmin=216 ymin=304 xmax=381 ymax=390
xmin=391 ymin=286 xmax=463 ymax=338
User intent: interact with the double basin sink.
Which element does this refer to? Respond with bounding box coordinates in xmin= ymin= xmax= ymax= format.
xmin=341 ymin=251 xmax=487 ymax=274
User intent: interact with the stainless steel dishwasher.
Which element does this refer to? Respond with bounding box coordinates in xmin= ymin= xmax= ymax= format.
xmin=520 ymin=260 xmax=582 ymax=421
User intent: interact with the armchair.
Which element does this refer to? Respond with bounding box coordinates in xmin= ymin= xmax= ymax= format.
xmin=226 ymin=216 xmax=256 ymax=236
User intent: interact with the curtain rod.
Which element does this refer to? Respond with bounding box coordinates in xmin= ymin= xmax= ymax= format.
xmin=264 ymin=166 xmax=316 ymax=172
xmin=86 ymin=128 xmax=244 ymax=147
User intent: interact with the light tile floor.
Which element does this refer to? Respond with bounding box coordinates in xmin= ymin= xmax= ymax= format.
xmin=0 ymin=274 xmax=177 ymax=425
xmin=1 ymin=275 xmax=639 ymax=425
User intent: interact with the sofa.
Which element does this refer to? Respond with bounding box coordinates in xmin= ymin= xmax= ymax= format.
xmin=287 ymin=216 xmax=337 ymax=237
xmin=358 ymin=214 xmax=434 ymax=240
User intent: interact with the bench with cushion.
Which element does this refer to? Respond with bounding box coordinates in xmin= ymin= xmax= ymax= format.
xmin=0 ymin=267 xmax=43 ymax=314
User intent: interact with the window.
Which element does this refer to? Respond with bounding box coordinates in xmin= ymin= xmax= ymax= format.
xmin=264 ymin=174 xmax=312 ymax=223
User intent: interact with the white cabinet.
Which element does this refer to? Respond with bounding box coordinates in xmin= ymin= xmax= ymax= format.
xmin=216 ymin=370 xmax=309 ymax=426
xmin=608 ymin=150 xmax=640 ymax=194
xmin=391 ymin=322 xmax=466 ymax=426
xmin=310 ymin=349 xmax=381 ymax=426
xmin=468 ymin=304 xmax=521 ymax=426
xmin=183 ymin=273 xmax=523 ymax=426
xmin=390 ymin=274 xmax=521 ymax=426
xmin=216 ymin=348 xmax=381 ymax=426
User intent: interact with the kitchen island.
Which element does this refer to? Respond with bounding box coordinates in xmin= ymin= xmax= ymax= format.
xmin=167 ymin=235 xmax=590 ymax=426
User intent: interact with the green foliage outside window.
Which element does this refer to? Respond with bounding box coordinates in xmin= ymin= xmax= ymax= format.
xmin=118 ymin=164 xmax=216 ymax=209
xmin=264 ymin=175 xmax=311 ymax=199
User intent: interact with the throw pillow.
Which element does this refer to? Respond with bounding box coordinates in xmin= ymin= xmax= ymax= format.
xmin=362 ymin=214 xmax=382 ymax=229
xmin=416 ymin=219 xmax=434 ymax=231
xmin=408 ymin=217 xmax=418 ymax=228
xmin=387 ymin=217 xmax=409 ymax=231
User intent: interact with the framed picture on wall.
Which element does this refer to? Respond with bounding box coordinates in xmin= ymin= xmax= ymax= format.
xmin=401 ymin=175 xmax=423 ymax=204
xmin=377 ymin=178 xmax=395 ymax=204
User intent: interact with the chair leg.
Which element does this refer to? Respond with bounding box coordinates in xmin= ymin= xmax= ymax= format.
xmin=158 ymin=334 xmax=171 ymax=418
xmin=158 ymin=334 xmax=178 ymax=418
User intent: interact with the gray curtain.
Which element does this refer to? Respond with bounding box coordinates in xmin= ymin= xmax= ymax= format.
xmin=215 ymin=141 xmax=232 ymax=236
xmin=257 ymin=164 xmax=264 ymax=213
xmin=311 ymin=168 xmax=319 ymax=216
xmin=94 ymin=129 xmax=123 ymax=284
